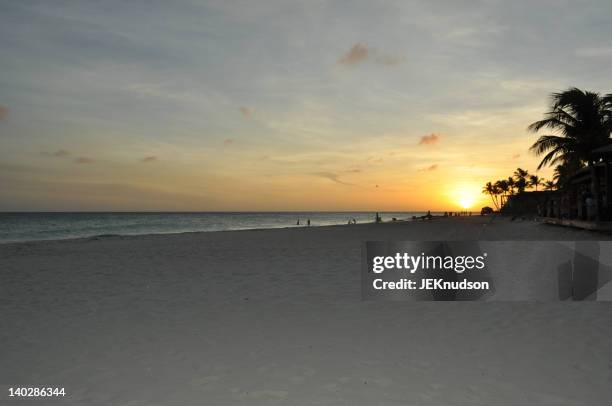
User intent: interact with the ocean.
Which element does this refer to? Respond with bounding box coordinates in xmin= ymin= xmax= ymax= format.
xmin=0 ymin=212 xmax=438 ymax=243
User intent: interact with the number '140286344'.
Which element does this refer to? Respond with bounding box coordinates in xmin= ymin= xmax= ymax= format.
xmin=8 ymin=387 xmax=66 ymax=397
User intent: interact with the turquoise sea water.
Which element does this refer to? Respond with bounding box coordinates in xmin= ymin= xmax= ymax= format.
xmin=0 ymin=212 xmax=438 ymax=243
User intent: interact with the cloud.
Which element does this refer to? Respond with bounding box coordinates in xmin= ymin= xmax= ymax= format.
xmin=54 ymin=149 xmax=70 ymax=157
xmin=344 ymin=168 xmax=362 ymax=173
xmin=338 ymin=43 xmax=369 ymax=65
xmin=223 ymin=138 xmax=235 ymax=145
xmin=418 ymin=164 xmax=439 ymax=172
xmin=74 ymin=156 xmax=94 ymax=164
xmin=512 ymin=153 xmax=521 ymax=160
xmin=418 ymin=133 xmax=440 ymax=146
xmin=338 ymin=44 xmax=403 ymax=67
xmin=41 ymin=149 xmax=70 ymax=157
xmin=239 ymin=107 xmax=253 ymax=118
xmin=141 ymin=156 xmax=157 ymax=163
xmin=0 ymin=105 xmax=8 ymax=121
xmin=312 ymin=171 xmax=353 ymax=186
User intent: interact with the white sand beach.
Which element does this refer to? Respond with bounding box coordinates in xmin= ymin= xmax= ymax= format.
xmin=2 ymin=217 xmax=612 ymax=405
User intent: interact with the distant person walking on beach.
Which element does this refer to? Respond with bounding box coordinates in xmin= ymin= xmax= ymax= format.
xmin=297 ymin=219 xmax=300 ymax=225
xmin=307 ymin=219 xmax=311 ymax=227
xmin=375 ymin=212 xmax=381 ymax=223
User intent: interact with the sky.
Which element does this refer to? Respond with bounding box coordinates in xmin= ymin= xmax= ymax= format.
xmin=1 ymin=0 xmax=611 ymax=211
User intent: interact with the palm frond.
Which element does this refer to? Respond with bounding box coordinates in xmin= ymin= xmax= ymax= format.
xmin=529 ymin=135 xmax=570 ymax=156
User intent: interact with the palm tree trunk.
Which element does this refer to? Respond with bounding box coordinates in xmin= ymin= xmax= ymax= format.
xmin=490 ymin=193 xmax=499 ymax=210
xmin=588 ymin=163 xmax=601 ymax=221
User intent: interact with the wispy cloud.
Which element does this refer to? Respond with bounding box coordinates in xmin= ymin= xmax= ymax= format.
xmin=512 ymin=153 xmax=521 ymax=160
xmin=141 ymin=156 xmax=158 ymax=163
xmin=338 ymin=43 xmax=369 ymax=65
xmin=74 ymin=156 xmax=94 ymax=164
xmin=0 ymin=105 xmax=8 ymax=121
xmin=418 ymin=133 xmax=440 ymax=146
xmin=223 ymin=138 xmax=235 ymax=145
xmin=41 ymin=149 xmax=70 ymax=158
xmin=343 ymin=168 xmax=362 ymax=173
xmin=338 ymin=43 xmax=403 ymax=67
xmin=312 ymin=171 xmax=353 ymax=186
xmin=239 ymin=107 xmax=254 ymax=118
xmin=418 ymin=164 xmax=439 ymax=172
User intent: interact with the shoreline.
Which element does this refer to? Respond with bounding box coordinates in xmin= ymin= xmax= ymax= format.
xmin=0 ymin=216 xmax=441 ymax=246
xmin=0 ymin=211 xmax=435 ymax=245
xmin=0 ymin=219 xmax=385 ymax=245
xmin=1 ymin=215 xmax=608 ymax=247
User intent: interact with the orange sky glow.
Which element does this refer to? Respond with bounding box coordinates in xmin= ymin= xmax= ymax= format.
xmin=3 ymin=1 xmax=605 ymax=212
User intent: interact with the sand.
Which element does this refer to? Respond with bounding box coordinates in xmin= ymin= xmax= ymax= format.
xmin=1 ymin=216 xmax=611 ymax=405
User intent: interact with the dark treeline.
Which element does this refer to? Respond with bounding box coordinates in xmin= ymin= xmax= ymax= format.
xmin=482 ymin=88 xmax=612 ymax=218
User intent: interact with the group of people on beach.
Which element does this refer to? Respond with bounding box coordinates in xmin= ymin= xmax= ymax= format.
xmin=444 ymin=211 xmax=472 ymax=217
xmin=412 ymin=210 xmax=433 ymax=221
xmin=411 ymin=210 xmax=472 ymax=221
xmin=297 ymin=210 xmax=473 ymax=227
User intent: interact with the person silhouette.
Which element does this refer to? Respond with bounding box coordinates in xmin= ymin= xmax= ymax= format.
xmin=297 ymin=219 xmax=300 ymax=225
xmin=307 ymin=219 xmax=311 ymax=227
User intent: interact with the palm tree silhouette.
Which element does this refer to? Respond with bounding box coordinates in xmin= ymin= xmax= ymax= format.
xmin=482 ymin=182 xmax=500 ymax=210
xmin=513 ymin=168 xmax=529 ymax=193
xmin=495 ymin=179 xmax=510 ymax=207
xmin=552 ymin=161 xmax=583 ymax=190
xmin=529 ymin=88 xmax=612 ymax=220
xmin=507 ymin=177 xmax=516 ymax=195
xmin=529 ymin=174 xmax=542 ymax=191
xmin=543 ymin=180 xmax=556 ymax=191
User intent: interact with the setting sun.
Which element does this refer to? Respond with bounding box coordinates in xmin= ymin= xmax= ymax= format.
xmin=448 ymin=183 xmax=482 ymax=210
xmin=458 ymin=196 xmax=474 ymax=209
